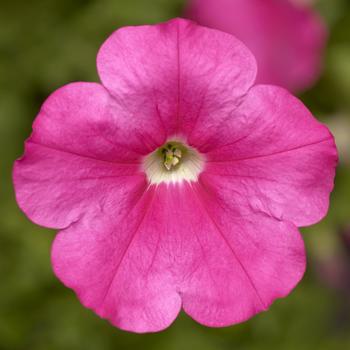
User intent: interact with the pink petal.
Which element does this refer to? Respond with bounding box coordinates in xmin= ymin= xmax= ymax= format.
xmin=186 ymin=0 xmax=327 ymax=92
xmin=203 ymin=85 xmax=337 ymax=226
xmin=52 ymin=185 xmax=182 ymax=333
xmin=182 ymin=181 xmax=306 ymax=326
xmin=13 ymin=83 xmax=148 ymax=229
xmin=27 ymin=82 xmax=164 ymax=159
xmin=97 ymin=18 xmax=257 ymax=138
xmin=52 ymin=182 xmax=305 ymax=331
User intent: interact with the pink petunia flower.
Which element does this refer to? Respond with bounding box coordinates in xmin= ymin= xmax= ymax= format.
xmin=13 ymin=18 xmax=337 ymax=333
xmin=185 ymin=0 xmax=327 ymax=93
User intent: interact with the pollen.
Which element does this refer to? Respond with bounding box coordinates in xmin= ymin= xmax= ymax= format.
xmin=162 ymin=144 xmax=182 ymax=170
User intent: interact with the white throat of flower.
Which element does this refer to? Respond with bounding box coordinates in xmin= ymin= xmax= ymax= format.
xmin=143 ymin=140 xmax=205 ymax=184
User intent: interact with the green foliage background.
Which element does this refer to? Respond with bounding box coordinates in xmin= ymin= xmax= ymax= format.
xmin=1 ymin=0 xmax=350 ymax=349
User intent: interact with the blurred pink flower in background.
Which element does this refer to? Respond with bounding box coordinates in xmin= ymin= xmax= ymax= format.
xmin=13 ymin=19 xmax=337 ymax=333
xmin=185 ymin=0 xmax=327 ymax=93
xmin=290 ymin=0 xmax=317 ymax=8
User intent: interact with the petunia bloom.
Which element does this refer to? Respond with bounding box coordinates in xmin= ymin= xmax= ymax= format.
xmin=13 ymin=18 xmax=337 ymax=333
xmin=185 ymin=0 xmax=327 ymax=93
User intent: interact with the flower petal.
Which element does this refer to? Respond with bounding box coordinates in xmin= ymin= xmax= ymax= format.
xmin=52 ymin=186 xmax=182 ymax=333
xmin=181 ymin=181 xmax=306 ymax=326
xmin=13 ymin=82 xmax=149 ymax=229
xmin=97 ymin=18 xmax=256 ymax=139
xmin=26 ymin=82 xmax=165 ymax=160
xmin=13 ymin=142 xmax=146 ymax=229
xmin=203 ymin=85 xmax=337 ymax=226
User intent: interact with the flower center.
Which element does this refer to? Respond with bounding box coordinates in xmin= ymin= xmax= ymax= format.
xmin=143 ymin=140 xmax=204 ymax=184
